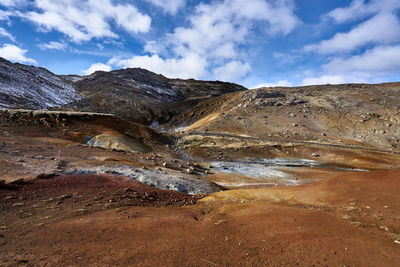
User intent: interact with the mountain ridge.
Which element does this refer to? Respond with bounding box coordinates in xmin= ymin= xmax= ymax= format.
xmin=0 ymin=57 xmax=246 ymax=124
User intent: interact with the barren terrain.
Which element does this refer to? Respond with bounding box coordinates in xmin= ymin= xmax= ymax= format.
xmin=1 ymin=77 xmax=400 ymax=266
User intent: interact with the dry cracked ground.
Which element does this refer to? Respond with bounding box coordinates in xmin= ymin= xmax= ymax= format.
xmin=1 ymin=83 xmax=400 ymax=266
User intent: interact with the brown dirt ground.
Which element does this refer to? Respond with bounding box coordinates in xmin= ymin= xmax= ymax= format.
xmin=1 ymin=170 xmax=400 ymax=266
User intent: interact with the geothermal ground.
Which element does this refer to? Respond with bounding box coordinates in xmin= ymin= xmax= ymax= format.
xmin=1 ymin=83 xmax=400 ymax=266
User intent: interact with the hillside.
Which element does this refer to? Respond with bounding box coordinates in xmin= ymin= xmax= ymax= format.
xmin=0 ymin=57 xmax=246 ymax=124
xmin=0 ymin=58 xmax=81 ymax=109
xmin=65 ymin=68 xmax=246 ymax=124
xmin=170 ymin=83 xmax=400 ymax=163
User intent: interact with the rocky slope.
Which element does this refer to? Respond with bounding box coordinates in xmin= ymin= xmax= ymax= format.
xmin=0 ymin=58 xmax=81 ymax=109
xmin=171 ymin=83 xmax=400 ymax=158
xmin=63 ymin=68 xmax=246 ymax=124
xmin=1 ymin=58 xmax=399 ymax=161
xmin=0 ymin=57 xmax=246 ymax=124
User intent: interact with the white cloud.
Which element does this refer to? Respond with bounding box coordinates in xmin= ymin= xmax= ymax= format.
xmin=302 ymin=75 xmax=346 ymax=86
xmin=114 ymin=0 xmax=298 ymax=81
xmin=302 ymin=0 xmax=400 ymax=84
xmin=0 ymin=27 xmax=15 ymax=41
xmin=0 ymin=10 xmax=12 ymax=21
xmin=83 ymin=63 xmax=111 ymax=75
xmin=144 ymin=40 xmax=165 ymax=55
xmin=305 ymin=12 xmax=400 ymax=54
xmin=21 ymin=0 xmax=151 ymax=43
xmin=327 ymin=0 xmax=372 ymax=23
xmin=324 ymin=45 xmax=400 ymax=76
xmin=0 ymin=43 xmax=36 ymax=63
xmin=144 ymin=0 xmax=186 ymax=15
xmin=252 ymin=80 xmax=293 ymax=88
xmin=327 ymin=0 xmax=400 ymax=23
xmin=301 ymin=75 xmax=367 ymax=86
xmin=213 ymin=61 xmax=251 ymax=82
xmin=0 ymin=0 xmax=28 ymax=7
xmin=168 ymin=0 xmax=298 ymax=58
xmin=38 ymin=41 xmax=67 ymax=50
xmin=109 ymin=53 xmax=207 ymax=79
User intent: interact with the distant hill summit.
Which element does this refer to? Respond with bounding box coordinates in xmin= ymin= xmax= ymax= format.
xmin=67 ymin=67 xmax=246 ymax=123
xmin=0 ymin=57 xmax=246 ymax=124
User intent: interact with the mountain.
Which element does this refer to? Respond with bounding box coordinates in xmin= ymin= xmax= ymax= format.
xmin=63 ymin=68 xmax=246 ymax=124
xmin=0 ymin=58 xmax=81 ymax=109
xmin=0 ymin=57 xmax=246 ymax=124
xmin=2 ymin=56 xmax=399 ymax=156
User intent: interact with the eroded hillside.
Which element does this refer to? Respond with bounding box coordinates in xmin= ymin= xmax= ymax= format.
xmin=170 ymin=83 xmax=400 ymax=166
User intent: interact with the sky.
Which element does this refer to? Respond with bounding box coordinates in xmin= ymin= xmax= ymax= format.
xmin=0 ymin=0 xmax=400 ymax=88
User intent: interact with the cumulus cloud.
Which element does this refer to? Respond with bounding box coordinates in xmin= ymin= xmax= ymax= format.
xmin=306 ymin=0 xmax=400 ymax=54
xmin=38 ymin=41 xmax=67 ymax=50
xmin=0 ymin=27 xmax=15 ymax=41
xmin=0 ymin=10 xmax=12 ymax=22
xmin=301 ymin=75 xmax=368 ymax=86
xmin=111 ymin=0 xmax=299 ymax=81
xmin=213 ymin=61 xmax=251 ymax=82
xmin=323 ymin=45 xmax=400 ymax=76
xmin=0 ymin=43 xmax=36 ymax=63
xmin=83 ymin=62 xmax=111 ymax=75
xmin=168 ymin=0 xmax=298 ymax=58
xmin=0 ymin=0 xmax=28 ymax=7
xmin=302 ymin=75 xmax=347 ymax=86
xmin=109 ymin=53 xmax=207 ymax=79
xmin=19 ymin=0 xmax=151 ymax=43
xmin=326 ymin=0 xmax=373 ymax=23
xmin=302 ymin=0 xmax=400 ymax=84
xmin=252 ymin=80 xmax=293 ymax=88
xmin=327 ymin=0 xmax=400 ymax=23
xmin=305 ymin=12 xmax=400 ymax=54
xmin=144 ymin=0 xmax=186 ymax=15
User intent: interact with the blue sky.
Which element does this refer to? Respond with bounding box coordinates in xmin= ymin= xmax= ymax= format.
xmin=0 ymin=0 xmax=400 ymax=88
